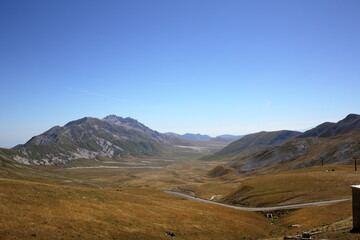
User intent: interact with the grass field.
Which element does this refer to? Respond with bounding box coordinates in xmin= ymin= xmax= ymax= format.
xmin=1 ymin=152 xmax=360 ymax=239
xmin=0 ymin=178 xmax=273 ymax=240
xmin=222 ymin=165 xmax=359 ymax=207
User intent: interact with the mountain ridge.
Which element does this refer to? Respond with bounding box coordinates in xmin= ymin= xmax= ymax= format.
xmin=163 ymin=132 xmax=243 ymax=141
xmin=202 ymin=130 xmax=301 ymax=161
xmin=297 ymin=113 xmax=360 ymax=139
xmin=11 ymin=115 xmax=175 ymax=165
xmin=207 ymin=114 xmax=360 ymax=175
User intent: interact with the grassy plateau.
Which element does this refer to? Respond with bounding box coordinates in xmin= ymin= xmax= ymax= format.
xmin=1 ymin=146 xmax=360 ymax=239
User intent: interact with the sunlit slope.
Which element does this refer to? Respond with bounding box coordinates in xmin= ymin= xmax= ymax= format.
xmin=0 ymin=148 xmax=22 ymax=178
xmin=222 ymin=165 xmax=358 ymax=207
xmin=12 ymin=116 xmax=177 ymax=165
xmin=202 ymin=130 xmax=300 ymax=161
xmin=205 ymin=114 xmax=360 ymax=175
xmin=297 ymin=113 xmax=360 ymax=138
xmin=220 ymin=130 xmax=360 ymax=174
xmin=0 ymin=179 xmax=272 ymax=240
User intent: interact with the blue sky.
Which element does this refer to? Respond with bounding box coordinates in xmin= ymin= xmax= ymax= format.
xmin=1 ymin=0 xmax=360 ymax=148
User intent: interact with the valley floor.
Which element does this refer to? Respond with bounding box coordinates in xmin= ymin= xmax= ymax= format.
xmin=1 ymin=156 xmax=360 ymax=239
xmin=0 ymin=178 xmax=272 ymax=240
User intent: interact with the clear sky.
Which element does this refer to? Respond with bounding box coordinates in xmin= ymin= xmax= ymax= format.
xmin=1 ymin=0 xmax=360 ymax=148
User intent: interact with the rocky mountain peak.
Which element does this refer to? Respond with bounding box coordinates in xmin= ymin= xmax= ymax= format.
xmin=12 ymin=115 xmax=174 ymax=165
xmin=103 ymin=115 xmax=150 ymax=132
xmin=64 ymin=117 xmax=93 ymax=127
xmin=341 ymin=113 xmax=360 ymax=123
xmin=103 ymin=115 xmax=123 ymax=122
xmin=104 ymin=115 xmax=139 ymax=124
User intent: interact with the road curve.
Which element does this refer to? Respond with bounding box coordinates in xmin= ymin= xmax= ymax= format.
xmin=164 ymin=190 xmax=351 ymax=212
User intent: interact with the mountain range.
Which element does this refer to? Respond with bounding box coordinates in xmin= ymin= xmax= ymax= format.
xmin=3 ymin=113 xmax=360 ymax=172
xmin=164 ymin=132 xmax=243 ymax=141
xmin=10 ymin=115 xmax=178 ymax=165
xmin=297 ymin=113 xmax=360 ymax=138
xmin=6 ymin=115 xmax=236 ymax=166
xmin=206 ymin=113 xmax=360 ymax=175
xmin=202 ymin=130 xmax=300 ymax=161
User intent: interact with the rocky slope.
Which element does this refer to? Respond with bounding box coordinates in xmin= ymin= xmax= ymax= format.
xmin=103 ymin=115 xmax=170 ymax=143
xmin=202 ymin=130 xmax=300 ymax=161
xmin=11 ymin=116 xmax=176 ymax=165
xmin=297 ymin=113 xmax=360 ymax=138
xmin=207 ymin=114 xmax=360 ymax=175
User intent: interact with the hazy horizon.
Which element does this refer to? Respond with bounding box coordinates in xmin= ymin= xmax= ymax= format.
xmin=1 ymin=0 xmax=360 ymax=148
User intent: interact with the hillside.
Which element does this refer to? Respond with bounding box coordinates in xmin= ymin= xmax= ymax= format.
xmin=103 ymin=115 xmax=170 ymax=143
xmin=164 ymin=133 xmax=242 ymax=141
xmin=297 ymin=113 xmax=360 ymax=138
xmin=220 ymin=165 xmax=357 ymax=207
xmin=0 ymin=148 xmax=24 ymax=178
xmin=11 ymin=116 xmax=176 ymax=165
xmin=0 ymin=178 xmax=273 ymax=240
xmin=164 ymin=132 xmax=212 ymax=140
xmin=296 ymin=122 xmax=336 ymax=138
xmin=217 ymin=134 xmax=243 ymax=140
xmin=209 ymin=136 xmax=236 ymax=144
xmin=207 ymin=114 xmax=360 ymax=175
xmin=202 ymin=130 xmax=300 ymax=161
xmin=221 ymin=131 xmax=360 ymax=174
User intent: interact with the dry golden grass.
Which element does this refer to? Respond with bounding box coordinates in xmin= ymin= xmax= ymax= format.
xmin=279 ymin=200 xmax=360 ymax=239
xmin=282 ymin=200 xmax=352 ymax=233
xmin=50 ymin=161 xmax=359 ymax=209
xmin=223 ymin=165 xmax=359 ymax=207
xmin=50 ymin=159 xmax=227 ymax=191
xmin=2 ymin=154 xmax=360 ymax=239
xmin=0 ymin=178 xmax=273 ymax=240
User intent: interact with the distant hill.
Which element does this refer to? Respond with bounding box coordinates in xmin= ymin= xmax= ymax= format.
xmin=11 ymin=115 xmax=176 ymax=165
xmin=297 ymin=114 xmax=360 ymax=138
xmin=163 ymin=133 xmax=242 ymax=142
xmin=164 ymin=132 xmax=215 ymax=141
xmin=217 ymin=134 xmax=243 ymax=140
xmin=224 ymin=130 xmax=360 ymax=175
xmin=173 ymin=133 xmax=212 ymax=141
xmin=209 ymin=137 xmax=237 ymax=144
xmin=296 ymin=122 xmax=336 ymax=138
xmin=202 ymin=130 xmax=300 ymax=160
xmin=163 ymin=132 xmax=181 ymax=138
xmin=207 ymin=114 xmax=360 ymax=175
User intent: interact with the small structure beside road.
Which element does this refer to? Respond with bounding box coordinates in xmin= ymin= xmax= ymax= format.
xmin=351 ymin=185 xmax=360 ymax=232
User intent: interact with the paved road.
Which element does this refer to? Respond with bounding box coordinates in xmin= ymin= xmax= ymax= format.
xmin=164 ymin=190 xmax=351 ymax=212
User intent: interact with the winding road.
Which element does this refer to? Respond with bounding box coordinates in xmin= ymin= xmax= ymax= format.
xmin=164 ymin=190 xmax=351 ymax=212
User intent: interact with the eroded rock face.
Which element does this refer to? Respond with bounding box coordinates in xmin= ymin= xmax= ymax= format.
xmin=232 ymin=138 xmax=319 ymax=173
xmin=226 ymin=134 xmax=360 ymax=175
xmin=103 ymin=115 xmax=170 ymax=143
xmin=12 ymin=115 xmax=172 ymax=165
xmin=13 ymin=155 xmax=31 ymax=165
xmin=320 ymin=142 xmax=360 ymax=165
